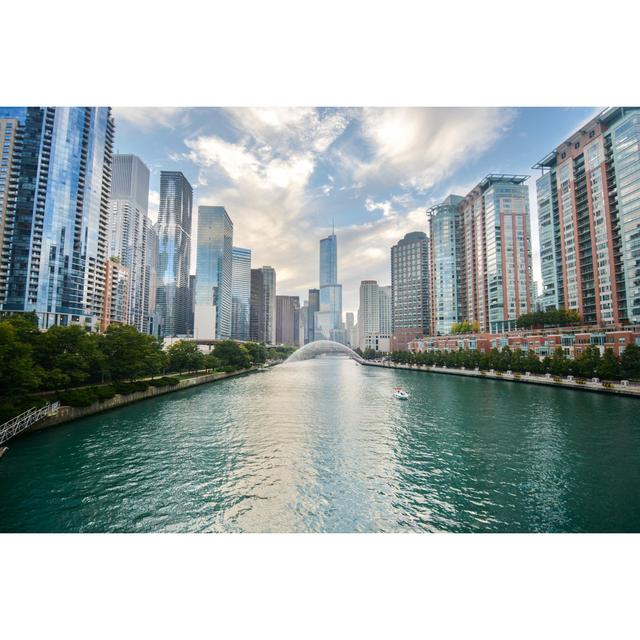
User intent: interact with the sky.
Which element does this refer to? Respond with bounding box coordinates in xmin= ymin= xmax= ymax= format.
xmin=112 ymin=107 xmax=599 ymax=316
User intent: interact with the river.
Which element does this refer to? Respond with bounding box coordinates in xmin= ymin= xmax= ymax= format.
xmin=1 ymin=356 xmax=639 ymax=532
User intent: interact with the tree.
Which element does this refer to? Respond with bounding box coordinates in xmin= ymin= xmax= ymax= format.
xmin=101 ymin=325 xmax=163 ymax=381
xmin=244 ymin=341 xmax=268 ymax=365
xmin=621 ymin=343 xmax=640 ymax=380
xmin=0 ymin=321 xmax=40 ymax=400
xmin=597 ymin=348 xmax=620 ymax=381
xmin=451 ymin=319 xmax=479 ymax=334
xmin=214 ymin=341 xmax=251 ymax=370
xmin=166 ymin=340 xmax=205 ymax=373
xmin=574 ymin=346 xmax=600 ymax=378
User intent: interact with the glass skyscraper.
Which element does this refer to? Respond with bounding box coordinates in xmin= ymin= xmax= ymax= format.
xmin=316 ymin=231 xmax=342 ymax=340
xmin=156 ymin=171 xmax=192 ymax=337
xmin=231 ymin=246 xmax=251 ymax=341
xmin=306 ymin=288 xmax=319 ymax=343
xmin=194 ymin=206 xmax=233 ymax=340
xmin=109 ymin=154 xmax=151 ymax=333
xmin=250 ymin=266 xmax=276 ymax=344
xmin=0 ymin=107 xmax=114 ymax=330
xmin=427 ymin=194 xmax=464 ymax=335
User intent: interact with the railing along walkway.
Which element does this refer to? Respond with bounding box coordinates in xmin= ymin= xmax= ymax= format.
xmin=0 ymin=402 xmax=60 ymax=446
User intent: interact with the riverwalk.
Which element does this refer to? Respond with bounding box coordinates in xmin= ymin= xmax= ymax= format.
xmin=23 ymin=367 xmax=263 ymax=438
xmin=362 ymin=360 xmax=640 ymax=398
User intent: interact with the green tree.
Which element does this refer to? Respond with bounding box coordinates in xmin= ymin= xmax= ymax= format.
xmin=214 ymin=341 xmax=251 ymax=370
xmin=0 ymin=321 xmax=40 ymax=400
xmin=597 ymin=348 xmax=620 ymax=381
xmin=166 ymin=340 xmax=205 ymax=373
xmin=101 ymin=325 xmax=163 ymax=381
xmin=621 ymin=343 xmax=640 ymax=380
xmin=244 ymin=341 xmax=268 ymax=365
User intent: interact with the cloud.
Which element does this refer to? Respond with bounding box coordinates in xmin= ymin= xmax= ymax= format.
xmin=352 ymin=107 xmax=516 ymax=192
xmin=147 ymin=189 xmax=160 ymax=224
xmin=170 ymin=107 xmax=514 ymax=315
xmin=112 ymin=107 xmax=191 ymax=132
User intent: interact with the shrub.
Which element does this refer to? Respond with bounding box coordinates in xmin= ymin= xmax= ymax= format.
xmin=58 ymin=388 xmax=98 ymax=408
xmin=148 ymin=376 xmax=180 ymax=388
xmin=113 ymin=381 xmax=149 ymax=396
xmin=90 ymin=385 xmax=116 ymax=401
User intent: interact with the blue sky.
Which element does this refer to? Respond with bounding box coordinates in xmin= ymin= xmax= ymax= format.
xmin=112 ymin=107 xmax=599 ymax=315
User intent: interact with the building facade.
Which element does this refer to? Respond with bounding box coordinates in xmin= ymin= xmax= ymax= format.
xmin=231 ymin=247 xmax=251 ymax=341
xmin=194 ymin=206 xmax=233 ymax=340
xmin=101 ymin=258 xmax=129 ymax=332
xmin=427 ymin=194 xmax=465 ymax=335
xmin=317 ymin=231 xmax=342 ymax=339
xmin=534 ymin=107 xmax=640 ymax=326
xmin=390 ymin=231 xmax=430 ymax=350
xmin=307 ymin=288 xmax=320 ymax=343
xmin=156 ymin=171 xmax=192 ymax=337
xmin=250 ymin=266 xmax=276 ymax=344
xmin=276 ymin=295 xmax=300 ymax=345
xmin=108 ymin=154 xmax=151 ymax=332
xmin=0 ymin=107 xmax=114 ymax=331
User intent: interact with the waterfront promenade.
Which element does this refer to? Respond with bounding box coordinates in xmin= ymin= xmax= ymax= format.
xmin=363 ymin=361 xmax=640 ymax=398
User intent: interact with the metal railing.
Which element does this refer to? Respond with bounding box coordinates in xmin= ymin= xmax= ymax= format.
xmin=0 ymin=401 xmax=60 ymax=446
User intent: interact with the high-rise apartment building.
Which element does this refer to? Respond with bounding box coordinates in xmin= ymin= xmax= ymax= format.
xmin=276 ymin=295 xmax=300 ymax=345
xmin=101 ymin=258 xmax=130 ymax=332
xmin=345 ymin=311 xmax=356 ymax=347
xmin=156 ymin=171 xmax=192 ymax=337
xmin=250 ymin=266 xmax=276 ymax=344
xmin=427 ymin=194 xmax=465 ymax=335
xmin=231 ymin=247 xmax=251 ymax=341
xmin=534 ymin=107 xmax=640 ymax=325
xmin=429 ymin=176 xmax=533 ymax=335
xmin=358 ymin=280 xmax=392 ymax=351
xmin=194 ymin=206 xmax=233 ymax=340
xmin=390 ymin=232 xmax=430 ymax=350
xmin=108 ymin=154 xmax=151 ymax=333
xmin=145 ymin=224 xmax=160 ymax=336
xmin=0 ymin=107 xmax=114 ymax=330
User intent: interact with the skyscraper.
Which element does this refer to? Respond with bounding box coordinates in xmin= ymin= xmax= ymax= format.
xmin=250 ymin=266 xmax=276 ymax=344
xmin=276 ymin=295 xmax=300 ymax=345
xmin=156 ymin=171 xmax=193 ymax=337
xmin=534 ymin=107 xmax=640 ymax=325
xmin=357 ymin=281 xmax=392 ymax=351
xmin=194 ymin=206 xmax=233 ymax=340
xmin=316 ymin=230 xmax=342 ymax=340
xmin=144 ymin=224 xmax=160 ymax=336
xmin=345 ymin=311 xmax=356 ymax=347
xmin=109 ymin=154 xmax=151 ymax=332
xmin=429 ymin=177 xmax=533 ymax=335
xmin=391 ymin=232 xmax=430 ymax=350
xmin=307 ymin=288 xmax=320 ymax=343
xmin=101 ymin=259 xmax=129 ymax=332
xmin=0 ymin=107 xmax=114 ymax=330
xmin=427 ymin=194 xmax=465 ymax=335
xmin=231 ymin=247 xmax=251 ymax=341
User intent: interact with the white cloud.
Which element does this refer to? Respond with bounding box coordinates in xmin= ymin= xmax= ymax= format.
xmin=112 ymin=107 xmax=191 ymax=132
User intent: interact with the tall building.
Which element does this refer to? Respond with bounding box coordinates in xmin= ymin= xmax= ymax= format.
xmin=427 ymin=194 xmax=465 ymax=335
xmin=156 ymin=171 xmax=192 ymax=337
xmin=345 ymin=311 xmax=356 ymax=347
xmin=108 ymin=154 xmax=151 ymax=332
xmin=534 ymin=107 xmax=640 ymax=325
xmin=316 ymin=230 xmax=342 ymax=340
xmin=101 ymin=259 xmax=129 ymax=332
xmin=357 ymin=280 xmax=392 ymax=351
xmin=194 ymin=206 xmax=233 ymax=340
xmin=0 ymin=107 xmax=114 ymax=330
xmin=276 ymin=295 xmax=300 ymax=345
xmin=307 ymin=288 xmax=320 ymax=343
xmin=429 ymin=176 xmax=533 ymax=335
xmin=231 ymin=247 xmax=251 ymax=341
xmin=250 ymin=266 xmax=276 ymax=344
xmin=145 ymin=224 xmax=160 ymax=336
xmin=390 ymin=232 xmax=430 ymax=350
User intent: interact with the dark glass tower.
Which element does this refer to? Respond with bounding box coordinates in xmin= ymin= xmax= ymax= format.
xmin=156 ymin=171 xmax=193 ymax=337
xmin=0 ymin=107 xmax=114 ymax=330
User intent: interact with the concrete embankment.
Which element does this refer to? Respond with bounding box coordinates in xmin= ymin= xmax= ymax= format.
xmin=361 ymin=361 xmax=640 ymax=398
xmin=27 ymin=367 xmax=261 ymax=436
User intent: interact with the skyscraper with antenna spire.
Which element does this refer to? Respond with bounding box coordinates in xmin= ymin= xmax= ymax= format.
xmin=315 ymin=223 xmax=343 ymax=342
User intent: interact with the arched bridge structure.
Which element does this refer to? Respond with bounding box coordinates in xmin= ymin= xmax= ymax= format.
xmin=285 ymin=340 xmax=364 ymax=364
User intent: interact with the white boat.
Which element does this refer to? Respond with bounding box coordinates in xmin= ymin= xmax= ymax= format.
xmin=393 ymin=387 xmax=409 ymax=400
